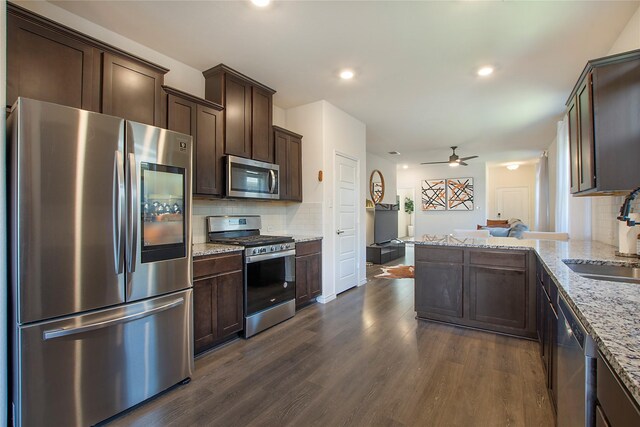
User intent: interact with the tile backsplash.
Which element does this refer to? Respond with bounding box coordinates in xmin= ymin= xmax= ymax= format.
xmin=192 ymin=200 xmax=323 ymax=243
xmin=591 ymin=196 xmax=640 ymax=247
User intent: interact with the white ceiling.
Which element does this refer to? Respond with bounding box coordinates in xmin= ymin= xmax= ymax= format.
xmin=50 ymin=0 xmax=639 ymax=165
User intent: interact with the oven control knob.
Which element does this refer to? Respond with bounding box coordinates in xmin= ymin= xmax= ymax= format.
xmin=280 ymin=245 xmax=286 ymax=250
xmin=271 ymin=246 xmax=276 ymax=251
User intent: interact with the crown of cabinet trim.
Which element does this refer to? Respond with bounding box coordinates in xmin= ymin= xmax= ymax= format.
xmin=8 ymin=2 xmax=169 ymax=74
xmin=565 ymin=48 xmax=640 ymax=106
xmin=162 ymin=86 xmax=224 ymax=111
xmin=202 ymin=64 xmax=276 ymax=95
xmin=272 ymin=125 xmax=303 ymax=139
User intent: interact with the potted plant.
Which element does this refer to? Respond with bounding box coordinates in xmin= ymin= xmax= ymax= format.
xmin=405 ymin=197 xmax=415 ymax=237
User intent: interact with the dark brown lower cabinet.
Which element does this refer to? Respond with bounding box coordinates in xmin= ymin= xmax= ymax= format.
xmin=414 ymin=245 xmax=535 ymax=338
xmin=596 ymin=351 xmax=640 ymax=427
xmin=193 ymin=253 xmax=243 ymax=355
xmin=536 ymin=256 xmax=558 ymax=412
xmin=295 ymin=240 xmax=322 ymax=309
xmin=415 ymin=262 xmax=463 ymax=318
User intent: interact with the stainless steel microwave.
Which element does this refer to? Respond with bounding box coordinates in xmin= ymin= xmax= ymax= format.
xmin=226 ymin=155 xmax=280 ymax=199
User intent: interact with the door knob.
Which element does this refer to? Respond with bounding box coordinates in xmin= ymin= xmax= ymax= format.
xmin=336 ymin=229 xmax=344 ymax=235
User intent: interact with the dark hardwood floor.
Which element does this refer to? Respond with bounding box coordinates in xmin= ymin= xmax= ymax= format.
xmin=107 ymin=247 xmax=555 ymax=427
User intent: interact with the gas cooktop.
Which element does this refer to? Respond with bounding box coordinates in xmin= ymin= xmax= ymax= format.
xmin=209 ymin=234 xmax=294 ymax=248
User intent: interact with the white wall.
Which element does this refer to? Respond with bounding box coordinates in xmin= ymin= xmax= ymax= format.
xmin=608 ymin=5 xmax=640 ymax=55
xmin=286 ymin=100 xmax=367 ymax=300
xmin=1 ymin=1 xmax=7 ymax=424
xmin=286 ymin=101 xmax=325 ymax=204
xmin=273 ymin=105 xmax=286 ymax=127
xmin=322 ymin=102 xmax=367 ymax=293
xmin=14 ymin=0 xmax=205 ymax=96
xmin=486 ymin=164 xmax=536 ymax=228
xmin=547 ymin=139 xmax=558 ymax=231
xmin=589 ymin=4 xmax=640 ymax=246
xmin=365 ymin=152 xmax=397 ymax=245
xmin=366 ymin=152 xmax=397 ymax=205
xmin=397 ymin=162 xmax=487 ymax=236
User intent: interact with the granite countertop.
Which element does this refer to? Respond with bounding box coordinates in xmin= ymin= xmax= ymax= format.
xmin=192 ymin=243 xmax=243 ymax=257
xmin=415 ymin=234 xmax=640 ymax=404
xmin=287 ymin=235 xmax=323 ymax=243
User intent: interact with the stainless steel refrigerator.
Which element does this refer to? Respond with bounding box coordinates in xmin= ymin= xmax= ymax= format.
xmin=8 ymin=98 xmax=194 ymax=427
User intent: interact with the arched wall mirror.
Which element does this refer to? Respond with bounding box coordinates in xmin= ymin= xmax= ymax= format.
xmin=369 ymin=170 xmax=385 ymax=204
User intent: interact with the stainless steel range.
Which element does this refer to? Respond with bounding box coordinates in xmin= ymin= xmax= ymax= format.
xmin=207 ymin=216 xmax=296 ymax=337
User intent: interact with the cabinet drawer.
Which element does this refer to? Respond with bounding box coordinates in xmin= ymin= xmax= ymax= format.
xmin=296 ymin=240 xmax=322 ymax=257
xmin=469 ymin=250 xmax=526 ymax=269
xmin=415 ymin=246 xmax=464 ymax=264
xmin=193 ymin=253 xmax=242 ymax=279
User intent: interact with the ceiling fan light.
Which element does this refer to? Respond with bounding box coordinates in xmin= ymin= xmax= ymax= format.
xmin=449 ymin=162 xmax=460 ymax=167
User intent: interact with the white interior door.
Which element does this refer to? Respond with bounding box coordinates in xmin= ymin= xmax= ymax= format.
xmin=335 ymin=154 xmax=358 ymax=295
xmin=496 ymin=187 xmax=529 ymax=225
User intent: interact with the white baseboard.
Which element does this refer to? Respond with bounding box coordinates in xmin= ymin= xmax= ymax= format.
xmin=316 ymin=294 xmax=336 ymax=304
xmin=358 ymin=277 xmax=367 ymax=286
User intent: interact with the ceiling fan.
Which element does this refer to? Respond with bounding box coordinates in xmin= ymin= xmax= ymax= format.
xmin=421 ymin=146 xmax=479 ymax=167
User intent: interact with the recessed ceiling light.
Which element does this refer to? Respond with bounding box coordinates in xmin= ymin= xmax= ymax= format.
xmin=251 ymin=0 xmax=270 ymax=7
xmin=477 ymin=66 xmax=494 ymax=77
xmin=340 ymin=70 xmax=354 ymax=80
xmin=402 ymin=164 xmax=409 ymax=169
xmin=507 ymin=164 xmax=520 ymax=171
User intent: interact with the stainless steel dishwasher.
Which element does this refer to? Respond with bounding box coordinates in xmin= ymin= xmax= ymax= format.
xmin=557 ymin=294 xmax=597 ymax=427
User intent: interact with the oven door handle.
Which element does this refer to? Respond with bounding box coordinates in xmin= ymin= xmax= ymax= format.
xmin=246 ymin=249 xmax=296 ymax=264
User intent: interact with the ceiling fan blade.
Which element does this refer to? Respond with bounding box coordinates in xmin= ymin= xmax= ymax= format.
xmin=420 ymin=161 xmax=450 ymax=165
xmin=459 ymin=161 xmax=469 ymax=166
xmin=459 ymin=155 xmax=478 ymax=161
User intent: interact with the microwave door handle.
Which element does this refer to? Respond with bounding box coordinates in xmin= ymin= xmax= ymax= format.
xmin=127 ymin=153 xmax=138 ymax=273
xmin=269 ymin=169 xmax=276 ymax=194
xmin=113 ymin=151 xmax=125 ymax=274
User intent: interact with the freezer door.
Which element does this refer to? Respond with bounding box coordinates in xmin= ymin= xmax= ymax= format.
xmin=14 ymin=289 xmax=193 ymax=427
xmin=10 ymin=98 xmax=126 ymax=324
xmin=126 ymin=121 xmax=193 ymax=301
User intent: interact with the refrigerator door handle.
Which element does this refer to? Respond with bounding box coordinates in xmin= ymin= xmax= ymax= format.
xmin=43 ymin=297 xmax=185 ymax=340
xmin=127 ymin=152 xmax=138 ymax=273
xmin=113 ymin=151 xmax=125 ymax=274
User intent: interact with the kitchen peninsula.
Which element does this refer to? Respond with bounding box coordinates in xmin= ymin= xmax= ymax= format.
xmin=414 ymin=235 xmax=640 ymax=420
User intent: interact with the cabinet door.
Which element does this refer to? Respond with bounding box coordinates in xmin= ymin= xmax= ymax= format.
xmin=295 ymin=256 xmax=309 ymax=307
xmin=167 ymin=94 xmax=196 ymax=136
xmin=224 ymin=75 xmax=252 ymax=158
xmin=549 ymin=303 xmax=558 ymax=409
xmin=308 ymin=253 xmax=322 ymax=298
xmin=567 ymin=98 xmax=580 ymax=194
xmin=251 ymin=86 xmax=274 ymax=163
xmin=7 ymin=13 xmax=98 ymax=111
xmin=193 ymin=277 xmax=217 ymax=354
xmin=196 ymin=104 xmax=224 ymax=195
xmin=217 ymin=271 xmax=243 ymax=337
xmin=577 ymin=76 xmax=595 ymax=192
xmin=102 ymin=52 xmax=164 ymax=126
xmin=415 ymin=262 xmax=463 ymax=318
xmin=289 ymin=136 xmax=303 ymax=202
xmin=275 ymin=130 xmax=290 ymax=200
xmin=469 ymin=266 xmax=526 ymax=330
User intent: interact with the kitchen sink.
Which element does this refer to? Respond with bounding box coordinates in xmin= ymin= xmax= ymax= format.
xmin=563 ymin=261 xmax=640 ymax=284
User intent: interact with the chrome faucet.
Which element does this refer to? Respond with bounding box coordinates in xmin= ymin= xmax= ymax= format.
xmin=617 ymin=186 xmax=640 ymax=226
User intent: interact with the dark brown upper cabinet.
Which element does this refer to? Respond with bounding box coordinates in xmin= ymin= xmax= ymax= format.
xmin=102 ymin=53 xmax=166 ymax=127
xmin=7 ymin=7 xmax=99 ymax=111
xmin=566 ymin=49 xmax=640 ymax=196
xmin=203 ymin=64 xmax=276 ymax=162
xmin=164 ymin=86 xmax=225 ymax=196
xmin=7 ymin=3 xmax=168 ymax=125
xmin=274 ymin=126 xmax=303 ymax=202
